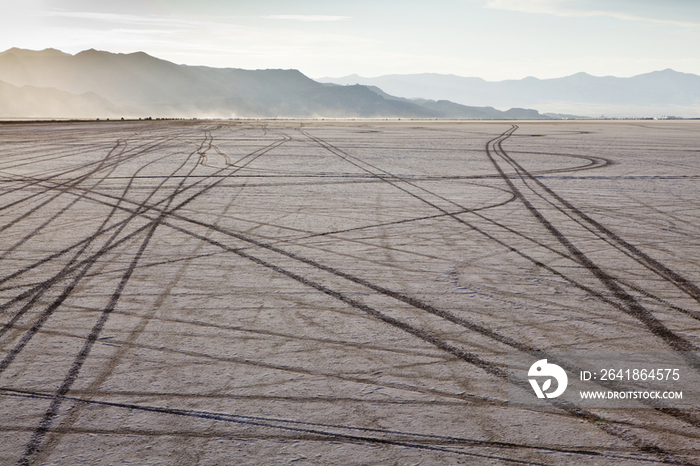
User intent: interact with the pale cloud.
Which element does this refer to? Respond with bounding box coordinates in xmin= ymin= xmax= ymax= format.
xmin=108 ymin=29 xmax=184 ymax=37
xmin=262 ymin=15 xmax=352 ymax=22
xmin=43 ymin=10 xmax=202 ymax=28
xmin=483 ymin=0 xmax=568 ymax=15
xmin=33 ymin=9 xmax=367 ymax=56
xmin=483 ymin=0 xmax=700 ymax=27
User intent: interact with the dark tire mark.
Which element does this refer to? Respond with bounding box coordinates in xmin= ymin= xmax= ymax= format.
xmin=11 ymin=127 xmax=216 ymax=464
xmin=293 ymin=125 xmax=700 ymax=462
xmin=0 ymin=136 xmax=177 ymax=213
xmin=486 ymin=126 xmax=699 ymax=356
xmin=2 ymin=388 xmax=675 ymax=465
xmin=3 ymin=122 xmax=697 ymax=465
xmin=0 ymin=131 xmax=207 ymax=342
xmin=486 ymin=133 xmax=700 ymax=321
xmin=6 ymin=127 xmax=291 ymax=464
xmin=493 ymin=126 xmax=700 ymax=308
xmin=1 ymin=132 xmax=204 ymax=365
xmin=0 ymin=138 xmax=135 ymax=261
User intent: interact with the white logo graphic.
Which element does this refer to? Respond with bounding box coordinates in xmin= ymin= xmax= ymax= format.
xmin=528 ymin=359 xmax=568 ymax=398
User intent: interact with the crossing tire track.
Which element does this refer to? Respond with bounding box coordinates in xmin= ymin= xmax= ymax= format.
xmin=2 ymin=122 xmax=698 ymax=465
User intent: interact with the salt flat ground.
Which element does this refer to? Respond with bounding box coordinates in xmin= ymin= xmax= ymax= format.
xmin=0 ymin=119 xmax=699 ymax=465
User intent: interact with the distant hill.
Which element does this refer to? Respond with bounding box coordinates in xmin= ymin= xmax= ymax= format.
xmin=0 ymin=48 xmax=549 ymax=119
xmin=319 ymin=70 xmax=700 ymax=118
xmin=0 ymin=78 xmax=118 ymax=118
xmin=359 ymin=84 xmax=547 ymax=119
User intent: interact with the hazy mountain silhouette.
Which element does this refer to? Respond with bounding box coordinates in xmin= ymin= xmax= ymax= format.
xmin=0 ymin=79 xmax=118 ymax=118
xmin=360 ymin=84 xmax=547 ymax=119
xmin=0 ymin=48 xmax=548 ymax=119
xmin=319 ymin=71 xmax=700 ymax=117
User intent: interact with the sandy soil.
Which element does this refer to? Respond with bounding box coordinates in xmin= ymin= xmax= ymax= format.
xmin=1 ymin=119 xmax=699 ymax=465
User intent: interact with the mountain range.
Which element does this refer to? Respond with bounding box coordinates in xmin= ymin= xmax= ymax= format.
xmin=319 ymin=70 xmax=700 ymax=118
xmin=0 ymin=48 xmax=549 ymax=120
xmin=0 ymin=48 xmax=697 ymax=119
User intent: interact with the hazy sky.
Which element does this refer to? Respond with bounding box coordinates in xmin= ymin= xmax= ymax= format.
xmin=2 ymin=0 xmax=699 ymax=80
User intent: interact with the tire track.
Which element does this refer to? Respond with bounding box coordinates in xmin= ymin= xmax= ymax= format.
xmin=0 ymin=135 xmax=177 ymax=240
xmin=3 ymin=127 xmax=291 ymax=464
xmin=0 ymin=125 xmax=241 ymax=288
xmin=17 ymin=210 xmax=162 ymax=466
xmin=1 ymin=128 xmax=287 ymax=352
xmin=296 ymin=128 xmax=594 ymax=267
xmin=0 ymin=138 xmax=134 ymax=261
xmin=29 ymin=134 xmax=260 ymax=463
xmin=492 ymin=127 xmax=700 ymax=308
xmin=1 ymin=388 xmax=675 ymax=466
xmin=0 ymin=130 xmax=210 ymax=343
xmin=0 ymin=132 xmax=287 ymax=311
xmin=0 ymin=123 xmax=199 ymax=202
xmin=27 ymin=128 xmax=693 ymax=373
xmin=90 ymin=182 xmax=690 ymax=463
xmin=25 ymin=182 xmax=540 ymax=358
xmin=301 ymin=126 xmax=700 ymax=358
xmin=485 ymin=127 xmax=700 ymax=356
xmin=3 ymin=123 xmax=697 ymax=465
xmin=487 ymin=129 xmax=700 ymax=317
xmin=48 ymin=128 xmax=696 ymax=376
xmin=13 ymin=127 xmax=228 ymax=465
xmin=1 ymin=129 xmax=207 ymax=368
xmin=287 ymin=126 xmax=700 ymax=462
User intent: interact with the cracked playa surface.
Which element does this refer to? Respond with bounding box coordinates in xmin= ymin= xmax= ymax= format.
xmin=0 ymin=119 xmax=699 ymax=465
